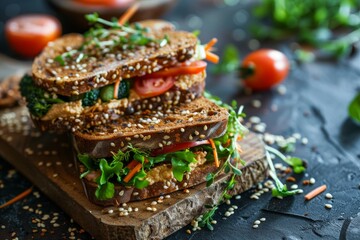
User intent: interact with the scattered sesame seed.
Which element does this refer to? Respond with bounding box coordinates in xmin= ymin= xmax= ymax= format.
xmin=254 ymin=220 xmax=261 ymax=225
xmin=108 ymin=209 xmax=114 ymax=214
xmin=252 ymin=99 xmax=262 ymax=108
xmin=235 ymin=195 xmax=241 ymax=200
xmin=290 ymin=184 xmax=298 ymax=190
xmin=325 ymin=204 xmax=333 ymax=209
xmin=186 ymin=229 xmax=191 ymax=234
xmin=260 ymin=218 xmax=266 ymax=222
xmin=309 ymin=178 xmax=316 ymax=184
xmin=253 ymin=224 xmax=259 ymax=229
xmin=325 ymin=193 xmax=333 ymax=199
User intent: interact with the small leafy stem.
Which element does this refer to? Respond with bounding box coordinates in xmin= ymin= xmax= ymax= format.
xmin=54 ymin=13 xmax=169 ymax=66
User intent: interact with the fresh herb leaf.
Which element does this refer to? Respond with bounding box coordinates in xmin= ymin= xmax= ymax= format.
xmin=78 ymin=154 xmax=95 ymax=178
xmin=252 ymin=0 xmax=360 ymax=59
xmin=212 ymin=44 xmax=240 ymax=74
xmin=197 ymin=92 xmax=248 ymax=230
xmin=266 ymin=151 xmax=300 ymax=197
xmin=206 ymin=173 xmax=215 ymax=187
xmin=266 ymin=145 xmax=306 ymax=174
xmin=95 ymin=181 xmax=115 ymax=200
xmin=279 ymin=142 xmax=295 ymax=153
xmin=98 ymin=158 xmax=123 ymax=185
xmin=348 ymin=93 xmax=360 ymax=124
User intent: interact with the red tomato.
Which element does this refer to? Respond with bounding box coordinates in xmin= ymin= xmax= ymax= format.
xmin=134 ymin=77 xmax=175 ymax=98
xmin=241 ymin=49 xmax=289 ymax=91
xmin=73 ymin=0 xmax=134 ymax=6
xmin=143 ymin=61 xmax=207 ymax=79
xmin=151 ymin=140 xmax=210 ymax=156
xmin=5 ymin=15 xmax=61 ymax=58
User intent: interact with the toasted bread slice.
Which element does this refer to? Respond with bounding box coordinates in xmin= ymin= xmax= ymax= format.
xmin=31 ymin=71 xmax=206 ymax=132
xmin=73 ymin=97 xmax=229 ymax=158
xmin=32 ymin=30 xmax=198 ymax=96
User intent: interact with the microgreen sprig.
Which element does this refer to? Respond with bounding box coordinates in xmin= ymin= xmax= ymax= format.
xmin=197 ymin=92 xmax=247 ymax=230
xmin=54 ymin=13 xmax=168 ymax=66
xmin=266 ymin=145 xmax=306 ymax=174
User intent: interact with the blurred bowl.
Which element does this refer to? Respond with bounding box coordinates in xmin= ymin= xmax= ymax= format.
xmin=47 ymin=0 xmax=177 ymax=32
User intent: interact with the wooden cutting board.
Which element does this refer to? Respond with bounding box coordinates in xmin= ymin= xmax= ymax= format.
xmin=0 ymin=106 xmax=268 ymax=240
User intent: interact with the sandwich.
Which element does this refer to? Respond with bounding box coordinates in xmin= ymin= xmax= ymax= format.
xmin=73 ymin=96 xmax=235 ymax=205
xmin=19 ymin=7 xmax=246 ymax=206
xmin=19 ymin=15 xmax=216 ymax=132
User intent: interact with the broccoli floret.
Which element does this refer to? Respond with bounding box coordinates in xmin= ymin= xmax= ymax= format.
xmin=82 ymin=89 xmax=100 ymax=106
xmin=118 ymin=80 xmax=130 ymax=99
xmin=20 ymin=75 xmax=64 ymax=118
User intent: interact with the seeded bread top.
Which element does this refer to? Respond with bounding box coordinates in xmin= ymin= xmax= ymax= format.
xmin=73 ymin=97 xmax=229 ymax=158
xmin=32 ymin=29 xmax=198 ymax=97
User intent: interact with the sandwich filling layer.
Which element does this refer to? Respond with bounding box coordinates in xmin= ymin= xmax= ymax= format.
xmin=20 ymin=63 xmax=206 ymax=130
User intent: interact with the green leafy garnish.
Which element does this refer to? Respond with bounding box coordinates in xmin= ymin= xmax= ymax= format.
xmin=78 ymin=146 xmax=198 ymax=200
xmin=252 ymin=0 xmax=360 ymax=58
xmin=265 ymin=151 xmax=301 ymax=197
xmin=95 ymin=182 xmax=115 ymax=200
xmin=196 ymin=92 xmax=247 ymax=230
xmin=348 ymin=92 xmax=360 ymax=124
xmin=266 ymin=145 xmax=306 ymax=174
xmin=19 ymin=75 xmax=64 ymax=117
xmin=54 ymin=13 xmax=168 ymax=65
xmin=212 ymin=44 xmax=240 ymax=74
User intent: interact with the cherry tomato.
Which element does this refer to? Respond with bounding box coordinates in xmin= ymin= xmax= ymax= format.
xmin=151 ymin=140 xmax=210 ymax=156
xmin=5 ymin=15 xmax=61 ymax=58
xmin=143 ymin=61 xmax=207 ymax=79
xmin=73 ymin=0 xmax=134 ymax=6
xmin=241 ymin=49 xmax=289 ymax=91
xmin=134 ymin=77 xmax=175 ymax=98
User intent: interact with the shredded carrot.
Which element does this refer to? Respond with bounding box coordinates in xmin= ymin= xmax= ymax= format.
xmin=0 ymin=187 xmax=33 ymax=209
xmin=125 ymin=160 xmax=139 ymax=170
xmin=118 ymin=3 xmax=140 ymax=25
xmin=205 ymin=51 xmax=219 ymax=64
xmin=205 ymin=38 xmax=218 ymax=51
xmin=304 ymin=184 xmax=327 ymax=201
xmin=123 ymin=162 xmax=143 ymax=183
xmin=236 ymin=142 xmax=243 ymax=153
xmin=209 ymin=139 xmax=220 ymax=168
xmin=113 ymin=80 xmax=120 ymax=99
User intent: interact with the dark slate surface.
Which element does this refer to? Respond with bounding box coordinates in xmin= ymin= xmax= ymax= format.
xmin=1 ymin=0 xmax=360 ymax=239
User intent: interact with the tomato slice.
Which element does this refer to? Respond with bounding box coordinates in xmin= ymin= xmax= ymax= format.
xmin=143 ymin=61 xmax=207 ymax=79
xmin=151 ymin=140 xmax=210 ymax=156
xmin=134 ymin=76 xmax=175 ymax=98
xmin=73 ymin=0 xmax=135 ymax=6
xmin=5 ymin=15 xmax=61 ymax=58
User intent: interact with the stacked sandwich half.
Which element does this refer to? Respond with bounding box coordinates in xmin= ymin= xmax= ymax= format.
xmin=20 ymin=12 xmax=246 ymax=205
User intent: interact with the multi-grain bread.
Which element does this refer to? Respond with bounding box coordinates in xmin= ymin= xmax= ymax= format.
xmin=32 ymin=31 xmax=198 ymax=96
xmin=22 ymin=19 xmax=205 ymax=132
xmin=73 ymin=97 xmax=229 ymax=158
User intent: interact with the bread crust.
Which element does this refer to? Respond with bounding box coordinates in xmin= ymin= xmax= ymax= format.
xmin=73 ymin=97 xmax=229 ymax=158
xmin=32 ymin=31 xmax=198 ymax=96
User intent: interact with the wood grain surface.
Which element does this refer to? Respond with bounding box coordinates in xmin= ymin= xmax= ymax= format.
xmin=0 ymin=106 xmax=268 ymax=240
